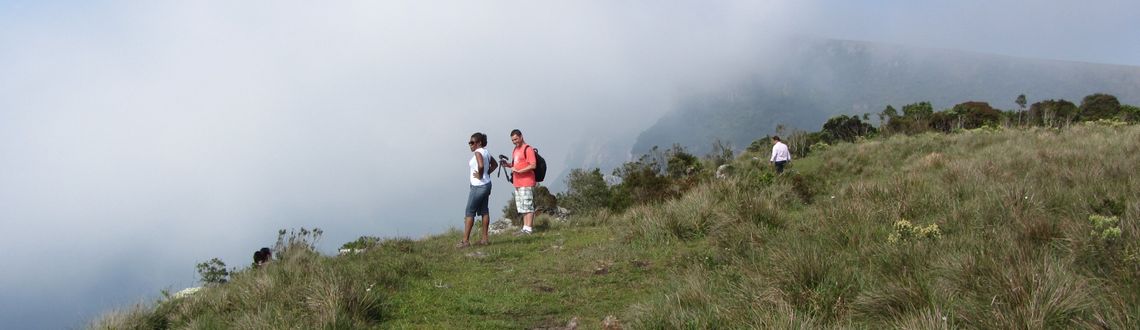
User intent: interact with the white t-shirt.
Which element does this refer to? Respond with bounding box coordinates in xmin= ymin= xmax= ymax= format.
xmin=469 ymin=148 xmax=492 ymax=186
xmin=770 ymin=142 xmax=791 ymax=162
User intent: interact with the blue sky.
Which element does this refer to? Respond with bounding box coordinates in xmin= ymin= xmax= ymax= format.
xmin=1 ymin=1 xmax=1138 ymax=328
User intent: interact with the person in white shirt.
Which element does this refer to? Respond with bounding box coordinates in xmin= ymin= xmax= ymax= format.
xmin=770 ymin=136 xmax=791 ymax=174
xmin=460 ymin=132 xmax=497 ymax=248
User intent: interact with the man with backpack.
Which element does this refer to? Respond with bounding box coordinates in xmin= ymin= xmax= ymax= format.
xmin=501 ymin=129 xmax=541 ymax=235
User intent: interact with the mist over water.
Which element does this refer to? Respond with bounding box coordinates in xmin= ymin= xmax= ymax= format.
xmin=2 ymin=1 xmax=1137 ymax=328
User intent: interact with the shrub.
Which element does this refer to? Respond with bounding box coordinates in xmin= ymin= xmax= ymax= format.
xmin=746 ymin=135 xmax=772 ymax=153
xmin=557 ymin=168 xmax=612 ymax=214
xmin=903 ymin=101 xmax=934 ymax=119
xmin=809 ymin=141 xmax=830 ymax=153
xmin=928 ymin=111 xmax=956 ymax=133
xmin=1089 ymin=214 xmax=1121 ymax=241
xmin=951 ymin=101 xmax=1003 ymax=130
xmin=887 ymin=220 xmax=942 ymax=244
xmin=1120 ymin=104 xmax=1140 ymax=123
xmin=196 ymin=258 xmax=230 ymax=285
xmin=1028 ymin=99 xmax=1079 ymax=127
xmin=340 ymin=236 xmax=381 ymax=251
xmin=1079 ymin=93 xmax=1122 ymax=121
xmin=665 ymin=144 xmax=703 ymax=179
xmin=821 ymin=114 xmax=877 ymax=143
xmin=534 ymin=186 xmax=558 ymax=213
xmin=611 ymin=152 xmax=675 ymax=209
xmin=884 ymin=102 xmax=936 ymax=135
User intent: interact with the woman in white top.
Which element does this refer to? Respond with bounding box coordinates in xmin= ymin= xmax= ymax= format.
xmin=461 ymin=132 xmax=496 ymax=248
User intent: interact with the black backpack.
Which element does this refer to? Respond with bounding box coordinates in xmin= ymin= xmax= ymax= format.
xmin=531 ymin=146 xmax=547 ymax=182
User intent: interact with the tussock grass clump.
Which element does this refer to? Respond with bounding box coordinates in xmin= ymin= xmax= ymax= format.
xmin=618 ymin=187 xmax=720 ymax=243
xmin=90 ymin=304 xmax=159 ymax=330
xmin=627 ymin=267 xmax=821 ymax=329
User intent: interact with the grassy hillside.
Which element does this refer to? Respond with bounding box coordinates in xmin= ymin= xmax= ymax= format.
xmin=94 ymin=123 xmax=1140 ymax=329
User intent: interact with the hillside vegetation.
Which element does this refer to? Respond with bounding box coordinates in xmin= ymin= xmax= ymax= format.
xmin=94 ymin=123 xmax=1139 ymax=329
xmin=633 ymin=38 xmax=1140 ymax=156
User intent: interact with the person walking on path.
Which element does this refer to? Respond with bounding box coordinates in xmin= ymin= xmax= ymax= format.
xmin=502 ymin=129 xmax=537 ymax=235
xmin=770 ymin=135 xmax=791 ymax=174
xmin=460 ymin=132 xmax=496 ymax=248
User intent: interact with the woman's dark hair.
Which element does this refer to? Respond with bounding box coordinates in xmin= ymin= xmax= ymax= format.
xmin=510 ymin=129 xmax=523 ymax=137
xmin=253 ymin=247 xmax=272 ymax=265
xmin=471 ymin=132 xmax=487 ymax=147
xmin=772 ymin=136 xmax=782 ymax=142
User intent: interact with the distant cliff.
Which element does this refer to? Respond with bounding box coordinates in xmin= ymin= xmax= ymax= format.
xmin=631 ymin=38 xmax=1140 ymax=155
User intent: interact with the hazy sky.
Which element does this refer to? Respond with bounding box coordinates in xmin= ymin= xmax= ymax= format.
xmin=2 ymin=1 xmax=1137 ymax=328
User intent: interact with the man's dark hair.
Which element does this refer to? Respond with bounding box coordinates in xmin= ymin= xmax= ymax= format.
xmin=510 ymin=129 xmax=523 ymax=137
xmin=772 ymin=136 xmax=782 ymax=142
xmin=471 ymin=132 xmax=487 ymax=147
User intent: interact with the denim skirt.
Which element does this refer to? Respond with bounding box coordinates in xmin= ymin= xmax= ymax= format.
xmin=465 ymin=182 xmax=492 ymax=217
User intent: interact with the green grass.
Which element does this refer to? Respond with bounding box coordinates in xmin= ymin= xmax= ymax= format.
xmin=381 ymin=222 xmax=670 ymax=328
xmin=93 ymin=123 xmax=1140 ymax=329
